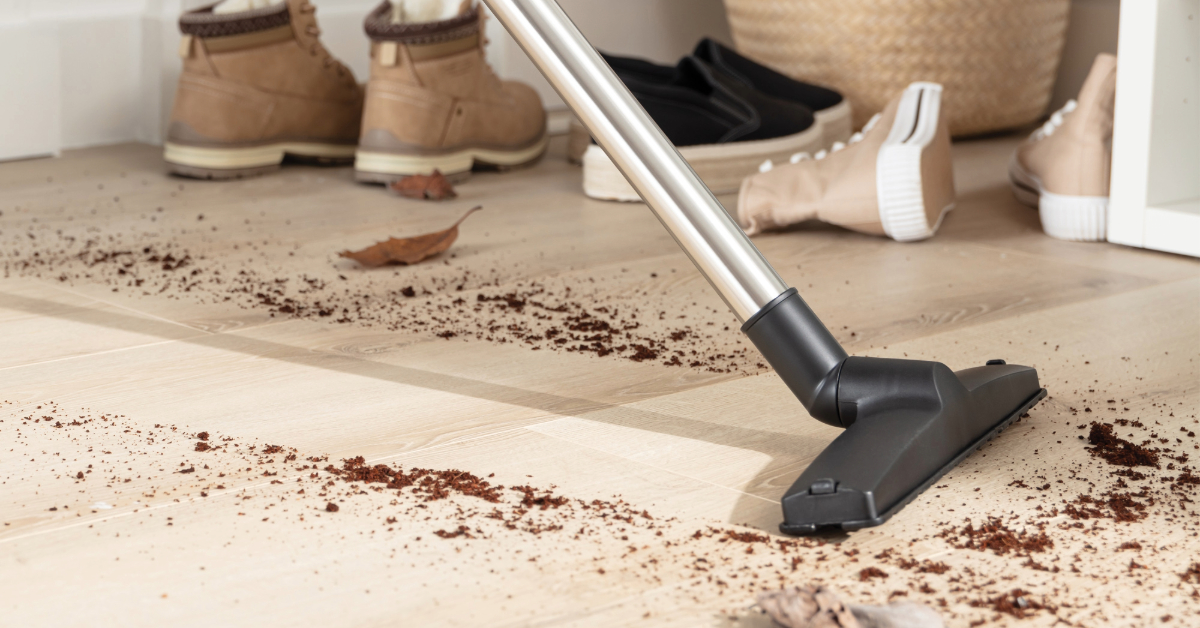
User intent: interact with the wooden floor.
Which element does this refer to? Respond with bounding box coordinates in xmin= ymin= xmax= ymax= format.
xmin=0 ymin=136 xmax=1197 ymax=627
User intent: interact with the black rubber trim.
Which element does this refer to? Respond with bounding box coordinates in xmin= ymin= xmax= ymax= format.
xmin=739 ymin=288 xmax=797 ymax=333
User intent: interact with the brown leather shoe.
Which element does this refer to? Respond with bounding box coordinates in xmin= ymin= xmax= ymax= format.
xmin=1009 ymin=53 xmax=1116 ymax=242
xmin=354 ymin=1 xmax=548 ymax=183
xmin=165 ymin=0 xmax=364 ymax=179
xmin=738 ymin=83 xmax=954 ymax=242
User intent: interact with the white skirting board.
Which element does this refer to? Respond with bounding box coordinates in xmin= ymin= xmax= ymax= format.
xmin=1109 ymin=0 xmax=1200 ymax=258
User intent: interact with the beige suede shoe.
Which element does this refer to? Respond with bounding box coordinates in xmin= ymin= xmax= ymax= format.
xmin=738 ymin=82 xmax=954 ymax=242
xmin=354 ymin=2 xmax=548 ymax=183
xmin=164 ymin=0 xmax=364 ymax=179
xmin=1009 ymin=54 xmax=1116 ymax=242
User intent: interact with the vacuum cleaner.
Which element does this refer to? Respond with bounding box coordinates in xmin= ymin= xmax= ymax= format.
xmin=482 ymin=0 xmax=1047 ymax=535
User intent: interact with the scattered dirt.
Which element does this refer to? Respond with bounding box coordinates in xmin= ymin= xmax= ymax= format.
xmin=3 ymin=179 xmax=1199 ymax=624
xmin=970 ymin=588 xmax=1053 ymax=619
xmin=3 ymin=382 xmax=1198 ymax=627
xmin=3 ymin=226 xmax=762 ymax=374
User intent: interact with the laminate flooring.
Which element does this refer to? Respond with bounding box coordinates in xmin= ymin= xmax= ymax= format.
xmin=1 ymin=136 xmax=1197 ymax=627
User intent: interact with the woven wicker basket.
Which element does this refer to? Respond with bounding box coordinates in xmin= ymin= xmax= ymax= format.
xmin=722 ymin=0 xmax=1070 ymax=136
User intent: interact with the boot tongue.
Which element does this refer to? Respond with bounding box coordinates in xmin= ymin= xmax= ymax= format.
xmin=213 ymin=0 xmax=283 ymax=15
xmin=390 ymin=0 xmax=474 ymax=24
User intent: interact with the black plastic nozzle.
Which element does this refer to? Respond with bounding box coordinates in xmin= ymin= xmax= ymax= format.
xmin=742 ymin=289 xmax=1047 ymax=534
xmin=741 ymin=289 xmax=847 ymax=427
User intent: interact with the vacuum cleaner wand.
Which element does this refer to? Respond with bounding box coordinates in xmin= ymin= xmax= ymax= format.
xmin=482 ymin=0 xmax=1046 ymax=534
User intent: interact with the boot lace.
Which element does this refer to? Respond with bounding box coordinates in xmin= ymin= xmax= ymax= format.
xmin=297 ymin=2 xmax=350 ymax=79
xmin=757 ymin=112 xmax=882 ymax=174
xmin=1031 ymin=99 xmax=1077 ymax=141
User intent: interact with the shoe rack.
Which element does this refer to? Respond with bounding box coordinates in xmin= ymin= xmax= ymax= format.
xmin=1109 ymin=0 xmax=1200 ymax=258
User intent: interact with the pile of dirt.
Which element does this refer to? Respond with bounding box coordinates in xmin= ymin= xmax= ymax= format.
xmin=1085 ymin=422 xmax=1161 ymax=467
xmin=937 ymin=517 xmax=1053 ymax=556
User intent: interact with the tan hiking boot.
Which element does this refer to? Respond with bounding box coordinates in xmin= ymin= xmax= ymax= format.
xmin=1010 ymin=53 xmax=1116 ymax=242
xmin=354 ymin=1 xmax=548 ymax=183
xmin=738 ymin=82 xmax=954 ymax=242
xmin=165 ymin=0 xmax=364 ymax=179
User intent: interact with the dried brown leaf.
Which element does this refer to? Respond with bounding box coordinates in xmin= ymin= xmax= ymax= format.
xmin=758 ymin=586 xmax=861 ymax=628
xmin=338 ymin=206 xmax=481 ymax=268
xmin=389 ymin=169 xmax=457 ymax=200
xmin=758 ymin=586 xmax=945 ymax=628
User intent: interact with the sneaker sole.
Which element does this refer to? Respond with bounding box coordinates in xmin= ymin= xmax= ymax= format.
xmin=814 ymin=99 xmax=853 ymax=148
xmin=875 ymin=82 xmax=955 ymax=242
xmin=1008 ymin=156 xmax=1107 ymax=241
xmin=353 ymin=136 xmax=550 ymax=184
xmin=568 ymin=99 xmax=852 ymax=169
xmin=164 ymin=142 xmax=356 ymax=180
xmin=582 ymin=123 xmax=825 ymax=202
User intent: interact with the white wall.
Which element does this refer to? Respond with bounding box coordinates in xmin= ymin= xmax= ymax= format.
xmin=488 ymin=0 xmax=731 ymax=108
xmin=0 ymin=0 xmax=1117 ymax=162
xmin=0 ymin=0 xmax=730 ymax=161
xmin=1051 ymin=0 xmax=1121 ymax=112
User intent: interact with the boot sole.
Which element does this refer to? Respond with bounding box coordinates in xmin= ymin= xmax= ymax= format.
xmin=875 ymin=82 xmax=955 ymax=242
xmin=353 ymin=136 xmax=550 ymax=184
xmin=581 ymin=123 xmax=825 ymax=202
xmin=1008 ymin=156 xmax=1108 ymax=241
xmin=164 ymin=142 xmax=357 ymax=180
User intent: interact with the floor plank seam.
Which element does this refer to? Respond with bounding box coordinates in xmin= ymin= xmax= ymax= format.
xmin=523 ymin=423 xmax=779 ymax=506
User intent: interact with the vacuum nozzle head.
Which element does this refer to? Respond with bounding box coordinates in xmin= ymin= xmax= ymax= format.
xmin=779 ymin=357 xmax=1046 ymax=535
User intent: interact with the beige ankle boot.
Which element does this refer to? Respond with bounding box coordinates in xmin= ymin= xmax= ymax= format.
xmin=738 ymin=83 xmax=954 ymax=242
xmin=165 ymin=0 xmax=364 ymax=179
xmin=354 ymin=1 xmax=548 ymax=183
xmin=1009 ymin=53 xmax=1116 ymax=242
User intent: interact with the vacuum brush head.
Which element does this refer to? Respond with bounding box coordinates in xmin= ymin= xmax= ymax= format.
xmin=778 ymin=356 xmax=1046 ymax=535
xmin=741 ymin=288 xmax=1047 ymax=535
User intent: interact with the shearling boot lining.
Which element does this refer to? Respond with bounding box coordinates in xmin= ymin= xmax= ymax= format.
xmin=364 ymin=1 xmax=479 ymax=44
xmin=180 ymin=2 xmax=291 ymax=39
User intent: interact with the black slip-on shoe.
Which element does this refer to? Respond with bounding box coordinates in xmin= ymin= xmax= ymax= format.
xmin=692 ymin=38 xmax=852 ymax=148
xmin=579 ymin=55 xmax=823 ymax=202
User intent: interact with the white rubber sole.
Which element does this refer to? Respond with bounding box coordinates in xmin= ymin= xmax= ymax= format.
xmin=875 ymin=82 xmax=952 ymax=242
xmin=569 ymin=100 xmax=851 ymax=170
xmin=164 ymin=141 xmax=356 ymax=170
xmin=582 ymin=123 xmax=825 ymax=202
xmin=1008 ymin=156 xmax=1108 ymax=242
xmin=354 ymin=136 xmax=549 ymax=180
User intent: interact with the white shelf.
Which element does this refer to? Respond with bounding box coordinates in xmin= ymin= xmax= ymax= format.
xmin=1109 ymin=0 xmax=1200 ymax=258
